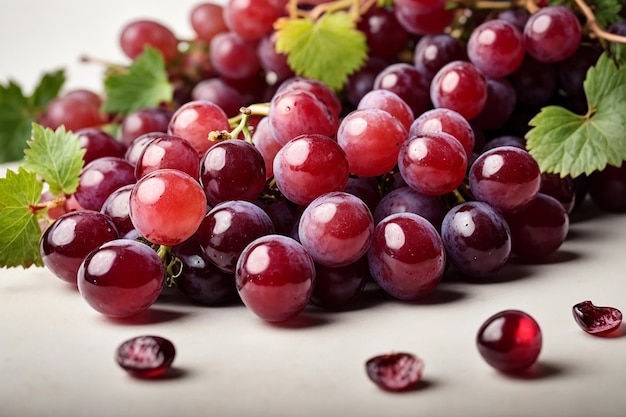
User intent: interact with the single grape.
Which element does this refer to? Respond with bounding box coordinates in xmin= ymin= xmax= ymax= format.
xmin=469 ymin=146 xmax=541 ymax=213
xmin=337 ymin=108 xmax=408 ymax=177
xmin=116 ymin=335 xmax=176 ymax=378
xmin=572 ymin=301 xmax=623 ymax=335
xmin=311 ymin=257 xmax=369 ymax=310
xmin=235 ymin=234 xmax=315 ymax=322
xmin=368 ymin=212 xmax=445 ymax=300
xmin=441 ymin=201 xmax=511 ymax=278
xmin=167 ymin=100 xmax=230 ymax=157
xmin=273 ymin=134 xmax=349 ymax=205
xmin=394 ymin=2 xmax=455 ymax=35
xmin=190 ymin=2 xmax=228 ymax=43
xmin=78 ymin=239 xmax=165 ymax=317
xmin=258 ymin=32 xmax=295 ymax=84
xmin=540 ymin=173 xmax=576 ymax=214
xmin=199 ymin=139 xmax=266 ymax=206
xmin=476 ymin=310 xmax=542 ymax=372
xmin=430 ymin=60 xmax=487 ymax=120
xmin=373 ymin=63 xmax=431 ymax=116
xmin=119 ymin=19 xmax=179 ymax=62
xmin=197 ymin=200 xmax=275 ymax=273
xmin=269 ymin=89 xmax=338 ymax=146
xmin=120 ymin=108 xmax=173 ymax=147
xmin=276 ymin=77 xmax=342 ymax=119
xmin=210 ymin=32 xmax=261 ymax=79
xmin=366 ymin=352 xmax=425 ymax=392
xmin=171 ymin=237 xmax=238 ymax=305
xmin=38 ymin=94 xmax=106 ymax=132
xmin=75 ymin=128 xmax=126 ymax=164
xmin=74 ymin=157 xmax=136 ymax=211
xmin=398 ymin=131 xmax=468 ymax=196
xmin=251 ymin=117 xmax=282 ymax=179
xmin=299 ymin=192 xmax=374 ymax=267
xmin=589 ymin=162 xmax=626 ymax=212
xmin=129 ymin=169 xmax=207 ymax=246
xmin=467 ymin=19 xmax=525 ymax=78
xmin=100 ymin=184 xmax=135 ymax=236
xmin=357 ymin=6 xmax=410 ymax=58
xmin=471 ymin=77 xmax=516 ymax=131
xmin=40 ymin=210 xmax=119 ymax=284
xmin=523 ymin=6 xmax=582 ymax=63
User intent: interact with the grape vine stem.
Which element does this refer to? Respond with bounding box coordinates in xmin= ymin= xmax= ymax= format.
xmin=573 ymin=0 xmax=626 ymax=44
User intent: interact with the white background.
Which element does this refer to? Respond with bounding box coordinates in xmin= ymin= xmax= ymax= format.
xmin=2 ymin=1 xmax=626 ymax=417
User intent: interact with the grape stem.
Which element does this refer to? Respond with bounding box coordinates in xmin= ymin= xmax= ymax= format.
xmin=573 ymin=0 xmax=626 ymax=44
xmin=285 ymin=0 xmax=377 ymax=21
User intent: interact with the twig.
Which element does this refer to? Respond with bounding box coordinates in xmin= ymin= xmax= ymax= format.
xmin=573 ymin=0 xmax=626 ymax=44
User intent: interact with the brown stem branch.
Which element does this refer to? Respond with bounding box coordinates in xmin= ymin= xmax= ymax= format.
xmin=573 ymin=0 xmax=626 ymax=44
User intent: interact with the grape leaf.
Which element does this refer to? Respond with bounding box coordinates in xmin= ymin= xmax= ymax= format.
xmin=526 ymin=53 xmax=626 ymax=177
xmin=102 ymin=47 xmax=174 ymax=115
xmin=22 ymin=124 xmax=85 ymax=196
xmin=0 ymin=167 xmax=45 ymax=268
xmin=0 ymin=69 xmax=65 ymax=163
xmin=274 ymin=12 xmax=368 ymax=90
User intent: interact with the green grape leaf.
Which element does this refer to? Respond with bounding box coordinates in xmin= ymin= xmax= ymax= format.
xmin=526 ymin=53 xmax=626 ymax=177
xmin=274 ymin=12 xmax=368 ymax=90
xmin=0 ymin=167 xmax=45 ymax=268
xmin=30 ymin=69 xmax=65 ymax=110
xmin=102 ymin=47 xmax=174 ymax=115
xmin=23 ymin=124 xmax=85 ymax=196
xmin=0 ymin=70 xmax=65 ymax=164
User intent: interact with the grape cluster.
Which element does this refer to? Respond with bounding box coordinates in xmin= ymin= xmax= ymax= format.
xmin=36 ymin=0 xmax=626 ymax=326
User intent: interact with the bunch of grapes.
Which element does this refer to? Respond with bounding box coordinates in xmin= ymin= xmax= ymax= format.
xmin=34 ymin=0 xmax=626 ymax=327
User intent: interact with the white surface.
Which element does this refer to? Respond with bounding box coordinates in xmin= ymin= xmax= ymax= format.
xmin=2 ymin=2 xmax=626 ymax=417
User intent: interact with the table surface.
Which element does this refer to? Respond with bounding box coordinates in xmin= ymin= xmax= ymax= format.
xmin=2 ymin=2 xmax=626 ymax=417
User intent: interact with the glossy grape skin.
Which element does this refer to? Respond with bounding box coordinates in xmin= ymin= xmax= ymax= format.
xmin=373 ymin=63 xmax=431 ymax=116
xmin=124 ymin=132 xmax=161 ymax=166
xmin=373 ymin=186 xmax=444 ymax=229
xmin=476 ymin=310 xmax=542 ymax=372
xmin=251 ymin=117 xmax=282 ymax=179
xmin=311 ymin=257 xmax=369 ymax=310
xmin=269 ymin=89 xmax=338 ymax=146
xmin=129 ymin=169 xmax=207 ymax=246
xmin=357 ymin=89 xmax=414 ymax=132
xmin=74 ymin=157 xmax=136 ymax=211
xmin=471 ymin=77 xmax=516 ymax=131
xmin=441 ymin=201 xmax=511 ymax=278
xmin=197 ymin=200 xmax=275 ymax=273
xmin=430 ymin=60 xmax=487 ymax=120
xmin=191 ymin=78 xmax=245 ymax=117
xmin=357 ymin=6 xmax=410 ymax=58
xmin=504 ymin=193 xmax=569 ymax=261
xmin=299 ymin=192 xmax=374 ymax=267
xmin=120 ymin=108 xmax=173 ymax=147
xmin=40 ymin=210 xmax=119 ymax=284
xmin=167 ymin=100 xmax=230 ymax=156
xmin=75 ymin=128 xmax=126 ymax=164
xmin=210 ymin=32 xmax=261 ymax=80
xmin=413 ymin=34 xmax=467 ymax=82
xmin=100 ymin=184 xmax=135 ymax=236
xmin=223 ymin=0 xmax=285 ymax=40
xmin=337 ymin=108 xmax=408 ymax=178
xmin=368 ymin=212 xmax=446 ymax=300
xmin=523 ymin=6 xmax=582 ymax=63
xmin=467 ymin=19 xmax=525 ymax=78
xmin=469 ymin=146 xmax=541 ymax=213
xmin=235 ymin=234 xmax=315 ymax=322
xmin=77 ymin=239 xmax=165 ymax=318
xmin=394 ymin=2 xmax=455 ymax=36
xmin=258 ymin=33 xmax=295 ymax=84
xmin=409 ymin=108 xmax=475 ymax=157
xmin=116 ymin=335 xmax=176 ymax=378
xmin=276 ymin=77 xmax=342 ymax=119
xmin=134 ymin=134 xmax=200 ymax=180
xmin=199 ymin=139 xmax=266 ymax=206
xmin=398 ymin=131 xmax=468 ymax=196
xmin=572 ymin=300 xmax=623 ymax=335
xmin=38 ymin=94 xmax=106 ymax=132
xmin=190 ymin=2 xmax=228 ymax=42
xmin=344 ymin=176 xmax=381 ymax=215
xmin=171 ymin=237 xmax=237 ymax=305
xmin=119 ymin=20 xmax=179 ymax=62
xmin=273 ymin=134 xmax=349 ymax=206
xmin=540 ymin=173 xmax=576 ymax=214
